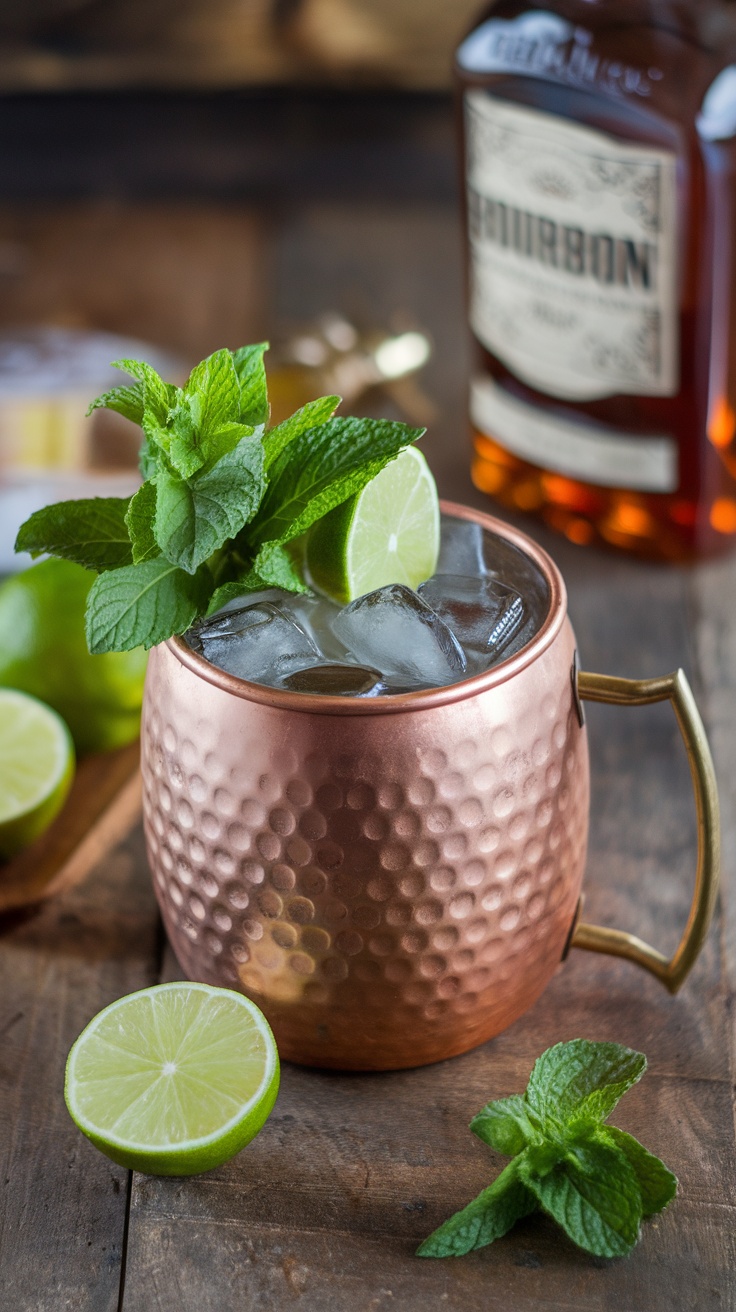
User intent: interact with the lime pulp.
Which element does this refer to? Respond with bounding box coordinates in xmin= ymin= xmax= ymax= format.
xmin=306 ymin=445 xmax=440 ymax=604
xmin=65 ymin=982 xmax=280 ymax=1176
xmin=0 ymin=688 xmax=75 ymax=859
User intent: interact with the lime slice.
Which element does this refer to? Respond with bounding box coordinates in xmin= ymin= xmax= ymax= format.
xmin=306 ymin=445 xmax=440 ymax=604
xmin=65 ymin=982 xmax=280 ymax=1176
xmin=0 ymin=688 xmax=75 ymax=859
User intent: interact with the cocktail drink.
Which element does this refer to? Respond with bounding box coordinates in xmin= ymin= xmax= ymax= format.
xmin=186 ymin=513 xmax=550 ymax=697
xmin=144 ymin=502 xmax=718 ymax=1071
xmin=145 ymin=502 xmax=579 ymax=1070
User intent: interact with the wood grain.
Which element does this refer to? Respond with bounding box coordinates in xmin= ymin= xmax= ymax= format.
xmin=0 ymin=827 xmax=160 ymax=1312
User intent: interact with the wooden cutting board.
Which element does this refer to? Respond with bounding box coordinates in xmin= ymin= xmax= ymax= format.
xmin=0 ymin=739 xmax=141 ymax=913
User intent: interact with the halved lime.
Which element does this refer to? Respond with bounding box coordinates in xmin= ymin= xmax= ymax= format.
xmin=65 ymin=982 xmax=280 ymax=1176
xmin=306 ymin=445 xmax=440 ymax=603
xmin=0 ymin=688 xmax=75 ymax=859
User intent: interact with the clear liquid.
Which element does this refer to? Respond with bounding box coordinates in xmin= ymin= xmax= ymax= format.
xmin=186 ymin=514 xmax=551 ymax=696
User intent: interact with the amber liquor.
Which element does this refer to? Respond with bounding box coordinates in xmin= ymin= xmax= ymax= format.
xmin=456 ymin=0 xmax=736 ymax=559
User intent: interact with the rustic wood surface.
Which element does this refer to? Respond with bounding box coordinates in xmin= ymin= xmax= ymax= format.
xmin=0 ymin=95 xmax=734 ymax=1311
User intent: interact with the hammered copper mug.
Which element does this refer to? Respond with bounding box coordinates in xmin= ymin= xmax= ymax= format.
xmin=141 ymin=503 xmax=720 ymax=1070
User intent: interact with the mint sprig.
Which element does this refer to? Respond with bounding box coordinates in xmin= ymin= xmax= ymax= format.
xmin=15 ymin=496 xmax=134 ymax=572
xmin=14 ymin=344 xmax=424 ymax=653
xmin=417 ymin=1040 xmax=677 ymax=1261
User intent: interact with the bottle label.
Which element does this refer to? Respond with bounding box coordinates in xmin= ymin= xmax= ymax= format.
xmin=466 ymin=92 xmax=679 ymax=402
xmin=472 ymin=374 xmax=678 ymax=492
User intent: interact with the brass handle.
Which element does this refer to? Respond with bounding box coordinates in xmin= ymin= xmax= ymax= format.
xmin=572 ymin=668 xmax=720 ymax=994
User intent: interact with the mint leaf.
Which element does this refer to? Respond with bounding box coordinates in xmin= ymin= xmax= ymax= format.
xmin=15 ymin=498 xmax=133 ymax=572
xmin=165 ymin=350 xmax=250 ymax=477
xmin=471 ymin=1095 xmax=540 ymax=1157
xmin=184 ymin=348 xmax=240 ymax=436
xmin=602 ymin=1128 xmax=677 ymax=1216
xmin=249 ymin=417 xmax=424 ymax=549
xmin=167 ymin=410 xmax=255 ymax=479
xmin=139 ymin=415 xmax=163 ymax=480
xmin=164 ymin=402 xmax=202 ymax=478
xmin=232 ymin=342 xmax=269 ymax=425
xmin=125 ymin=482 xmax=159 ymax=565
xmin=526 ymin=1041 xmax=647 ymax=1136
xmin=417 ymin=1159 xmax=535 ymax=1258
xmin=203 ymin=421 xmax=257 ymax=465
xmin=86 ymin=383 xmax=144 ymax=425
xmin=141 ymin=410 xmax=174 ymax=459
xmin=85 ymin=557 xmax=210 ymax=653
xmin=166 ymin=406 xmax=254 ymax=480
xmin=154 ymin=434 xmax=265 ymax=574
xmin=112 ymin=358 xmax=172 ymax=424
xmin=521 ymin=1138 xmax=642 ymax=1258
xmin=263 ymin=395 xmax=340 ymax=470
xmin=254 ymin=541 xmax=311 ymax=594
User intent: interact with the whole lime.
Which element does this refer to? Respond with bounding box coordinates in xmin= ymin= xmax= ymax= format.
xmin=0 ymin=559 xmax=147 ymax=755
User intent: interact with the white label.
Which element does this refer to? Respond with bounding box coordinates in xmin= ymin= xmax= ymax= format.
xmin=471 ymin=375 xmax=678 ymax=492
xmin=466 ymin=92 xmax=679 ymax=402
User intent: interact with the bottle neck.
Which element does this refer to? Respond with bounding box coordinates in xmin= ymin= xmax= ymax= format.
xmin=485 ymin=0 xmax=729 ymax=50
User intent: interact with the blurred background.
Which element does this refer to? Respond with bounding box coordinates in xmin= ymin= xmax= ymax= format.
xmin=0 ymin=0 xmax=480 ymax=90
xmin=0 ymin=0 xmax=487 ymax=570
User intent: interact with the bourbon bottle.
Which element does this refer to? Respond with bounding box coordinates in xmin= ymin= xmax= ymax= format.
xmin=456 ymin=0 xmax=736 ymax=559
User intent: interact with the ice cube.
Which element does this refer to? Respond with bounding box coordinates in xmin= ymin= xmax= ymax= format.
xmin=419 ymin=573 xmax=525 ymax=666
xmin=281 ymin=662 xmax=383 ymax=696
xmin=436 ymin=516 xmax=488 ymax=577
xmin=275 ymin=592 xmax=348 ymax=662
xmin=437 ymin=514 xmax=551 ymax=637
xmin=192 ymin=602 xmax=321 ymax=686
xmin=332 ymin=584 xmax=466 ymax=689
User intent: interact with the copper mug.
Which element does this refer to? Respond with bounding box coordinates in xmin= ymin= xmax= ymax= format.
xmin=141 ymin=504 xmax=720 ymax=1070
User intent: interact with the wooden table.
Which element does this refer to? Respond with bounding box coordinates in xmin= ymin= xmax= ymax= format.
xmin=0 ymin=93 xmax=734 ymax=1311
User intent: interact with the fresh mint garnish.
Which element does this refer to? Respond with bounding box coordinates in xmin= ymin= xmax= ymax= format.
xmin=14 ymin=343 xmax=423 ymax=653
xmin=262 ymin=395 xmax=340 ymax=470
xmin=125 ymin=482 xmax=159 ymax=565
xmin=153 ymin=433 xmax=265 ymax=574
xmin=232 ymin=341 xmax=269 ymax=425
xmin=86 ymin=382 xmax=145 ymax=426
xmin=16 ymin=498 xmax=134 ymax=573
xmin=417 ymin=1040 xmax=677 ymax=1261
xmin=85 ymin=557 xmax=212 ymax=655
xmin=419 ymin=1159 xmax=536 ymax=1257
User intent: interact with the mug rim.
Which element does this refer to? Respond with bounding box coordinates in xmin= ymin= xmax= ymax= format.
xmin=166 ymin=501 xmax=567 ymax=717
